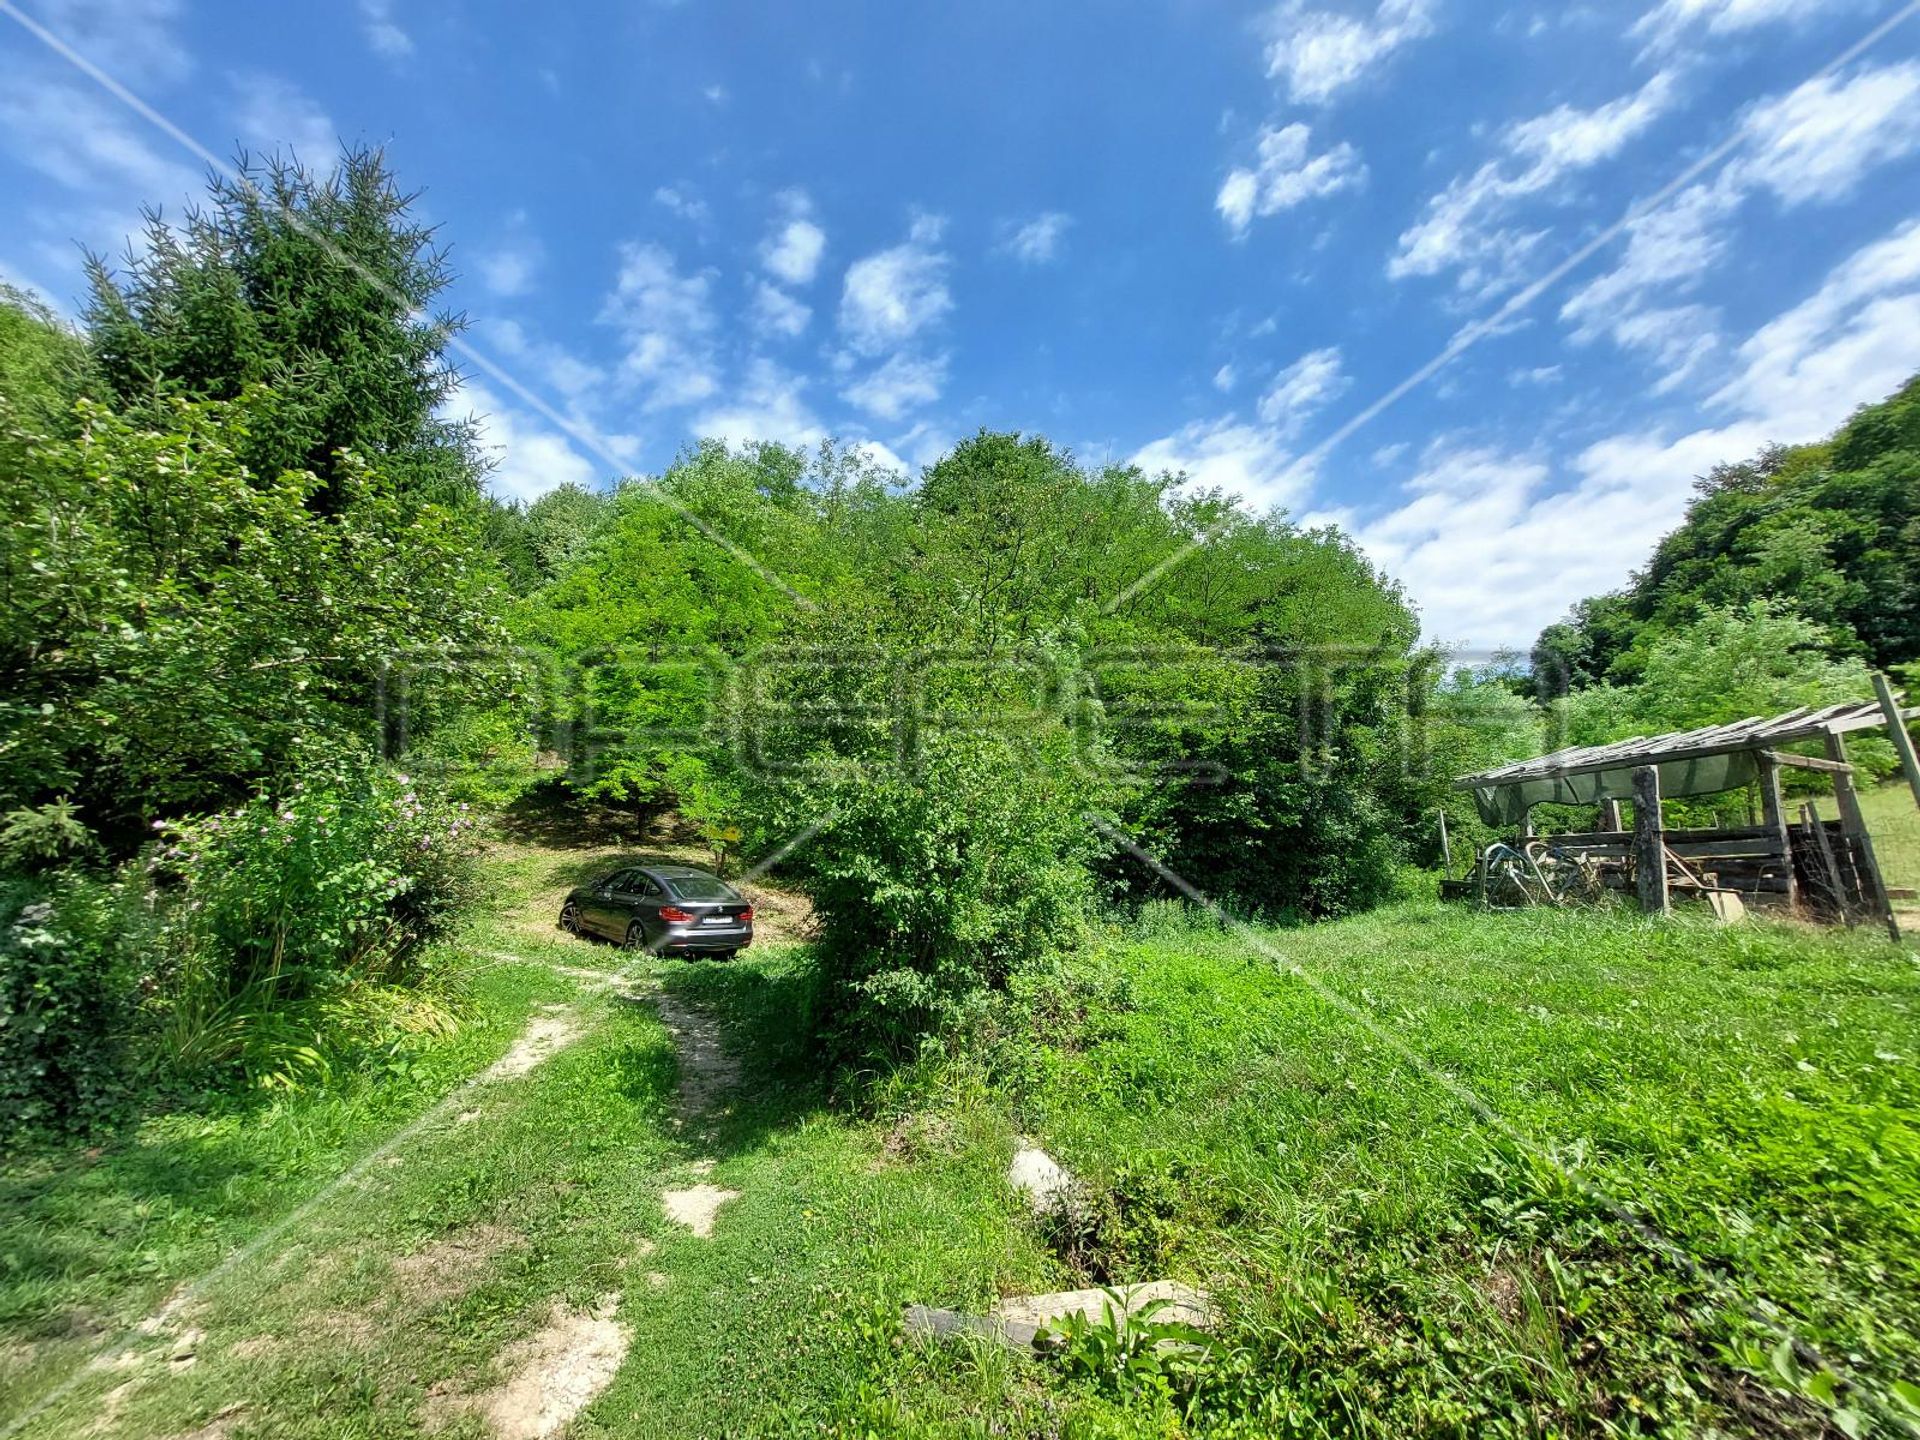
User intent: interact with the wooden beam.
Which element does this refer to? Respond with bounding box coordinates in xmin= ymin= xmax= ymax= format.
xmin=1825 ymin=733 xmax=1900 ymax=943
xmin=1874 ymin=670 xmax=1920 ymax=811
xmin=1437 ymin=808 xmax=1453 ymax=875
xmin=1759 ymin=749 xmax=1854 ymax=775
xmin=1757 ymin=753 xmax=1797 ymax=911
xmin=1597 ymin=797 xmax=1622 ymax=832
xmin=1632 ymin=765 xmax=1669 ymax=917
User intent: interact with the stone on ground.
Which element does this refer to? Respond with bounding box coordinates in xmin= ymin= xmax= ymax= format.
xmin=1006 ymin=1142 xmax=1075 ymax=1215
xmin=661 ymin=1184 xmax=739 ymax=1238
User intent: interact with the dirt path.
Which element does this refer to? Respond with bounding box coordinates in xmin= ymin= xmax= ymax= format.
xmin=21 ymin=923 xmax=761 ymax=1440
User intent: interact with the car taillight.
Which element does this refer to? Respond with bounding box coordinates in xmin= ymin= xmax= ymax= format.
xmin=659 ymin=906 xmax=694 ymax=923
xmin=738 ymin=906 xmax=754 ymax=923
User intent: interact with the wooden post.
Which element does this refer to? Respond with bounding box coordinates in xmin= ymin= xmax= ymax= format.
xmin=1437 ymin=808 xmax=1453 ymax=876
xmin=1825 ymin=732 xmax=1899 ymax=943
xmin=1873 ymin=670 xmax=1920 ymax=811
xmin=1598 ymin=797 xmax=1622 ymax=832
xmin=1757 ymin=753 xmax=1798 ymax=910
xmin=1632 ymin=765 xmax=1669 ymax=916
xmin=1799 ymin=802 xmax=1848 ymax=922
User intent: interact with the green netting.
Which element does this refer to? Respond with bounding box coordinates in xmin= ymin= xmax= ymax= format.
xmin=1471 ymin=751 xmax=1759 ymax=827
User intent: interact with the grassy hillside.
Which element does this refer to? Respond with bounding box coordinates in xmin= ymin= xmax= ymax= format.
xmin=5 ymin=841 xmax=1917 ymax=1437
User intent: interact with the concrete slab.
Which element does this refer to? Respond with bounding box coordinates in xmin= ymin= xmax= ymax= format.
xmin=991 ymin=1280 xmax=1212 ymax=1330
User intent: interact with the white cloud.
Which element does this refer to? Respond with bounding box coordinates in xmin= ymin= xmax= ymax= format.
xmin=1634 ymin=0 xmax=1868 ymax=50
xmin=1130 ymin=417 xmax=1316 ymax=512
xmin=1257 ymin=346 xmax=1348 ymax=433
xmin=1712 ymin=216 xmax=1920 ymax=434
xmin=231 ymin=75 xmax=335 ymax=162
xmin=1217 ymin=123 xmax=1366 ymax=237
xmin=359 ymin=0 xmax=413 ymax=61
xmin=762 ymin=192 xmax=826 ymax=285
xmin=1510 ymin=364 xmax=1563 ymax=385
xmin=1213 ymin=364 xmax=1239 ymax=393
xmin=1729 ymin=61 xmax=1920 ymax=205
xmin=999 ymin=212 xmax=1072 ymax=264
xmin=480 ymin=245 xmax=541 ymax=299
xmin=1390 ymin=70 xmax=1677 ymax=294
xmin=477 ymin=214 xmax=544 ymax=298
xmin=0 ymin=76 xmax=199 ymax=204
xmin=838 ymin=216 xmax=952 ymax=355
xmin=600 ymin=242 xmax=719 ymax=409
xmin=1263 ymin=0 xmax=1436 ymax=104
xmin=692 ymin=358 xmax=825 ymax=450
xmin=842 ymin=352 xmax=947 ymax=420
xmin=36 ymin=0 xmax=191 ymax=85
xmin=1561 ymin=62 xmax=1920 ymax=380
xmin=1353 ymin=215 xmax=1920 ymax=647
xmin=453 ymin=381 xmax=601 ymax=504
xmin=750 ymin=280 xmax=811 ymax=339
xmin=850 ymin=439 xmax=911 ymax=475
xmin=480 ymin=318 xmax=607 ymax=402
xmin=654 ymin=186 xmax=709 ymax=223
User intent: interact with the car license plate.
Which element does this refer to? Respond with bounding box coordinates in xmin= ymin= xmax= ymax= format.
xmin=702 ymin=915 xmax=731 ymax=924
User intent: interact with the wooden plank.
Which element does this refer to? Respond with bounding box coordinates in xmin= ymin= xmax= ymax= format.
xmin=1632 ymin=765 xmax=1669 ymax=916
xmin=1826 ymin=733 xmax=1900 ymax=943
xmin=1597 ymin=797 xmax=1622 ymax=831
xmin=1874 ymin=670 xmax=1920 ymax=811
xmin=1757 ymin=754 xmax=1797 ymax=910
xmin=1760 ymin=749 xmax=1854 ymax=775
xmin=1667 ymin=838 xmax=1789 ymax=860
xmin=1437 ymin=808 xmax=1453 ymax=875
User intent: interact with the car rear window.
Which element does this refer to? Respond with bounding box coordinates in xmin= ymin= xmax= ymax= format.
xmin=664 ymin=874 xmax=736 ymax=900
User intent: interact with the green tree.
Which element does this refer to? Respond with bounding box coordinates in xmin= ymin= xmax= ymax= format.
xmin=1534 ymin=373 xmax=1920 ymax=686
xmin=84 ymin=148 xmax=479 ymax=508
xmin=0 ymin=392 xmax=509 ymax=852
xmin=0 ymin=287 xmax=94 ymax=441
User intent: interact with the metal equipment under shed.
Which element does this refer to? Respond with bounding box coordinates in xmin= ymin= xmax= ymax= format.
xmin=1448 ymin=697 xmax=1919 ymax=941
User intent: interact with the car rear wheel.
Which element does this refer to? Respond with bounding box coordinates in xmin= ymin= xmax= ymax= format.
xmin=715 ymin=950 xmax=737 ymax=962
xmin=623 ymin=920 xmax=648 ymax=951
xmin=559 ymin=901 xmax=581 ymax=935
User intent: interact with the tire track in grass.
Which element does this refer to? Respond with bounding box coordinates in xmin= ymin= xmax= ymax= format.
xmin=3 ymin=957 xmax=619 ymax=1440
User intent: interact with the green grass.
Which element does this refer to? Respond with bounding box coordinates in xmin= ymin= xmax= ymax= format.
xmin=1815 ymin=780 xmax=1920 ymax=892
xmin=957 ymin=903 xmax=1920 ymax=1436
xmin=6 ymin=838 xmax=1918 ymax=1437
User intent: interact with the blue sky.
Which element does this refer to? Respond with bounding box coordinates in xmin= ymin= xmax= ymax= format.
xmin=4 ymin=0 xmax=1920 ymax=650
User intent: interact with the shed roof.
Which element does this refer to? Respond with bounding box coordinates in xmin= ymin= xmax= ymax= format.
xmin=1454 ymin=699 xmax=1911 ymax=825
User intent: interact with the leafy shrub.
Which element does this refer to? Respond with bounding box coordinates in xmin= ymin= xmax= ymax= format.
xmin=150 ymin=745 xmax=477 ymax=1083
xmin=0 ymin=871 xmax=149 ymax=1135
xmin=791 ymin=728 xmax=1107 ymax=1059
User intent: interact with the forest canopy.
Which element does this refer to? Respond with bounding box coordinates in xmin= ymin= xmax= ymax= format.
xmin=1532 ymin=375 xmax=1920 ymax=695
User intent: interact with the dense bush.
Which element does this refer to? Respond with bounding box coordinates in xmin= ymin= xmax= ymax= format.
xmin=0 ymin=392 xmax=512 ymax=854
xmin=794 ymin=728 xmax=1108 ymax=1056
xmin=0 ymin=872 xmax=149 ymax=1135
xmin=149 ymin=748 xmax=478 ymax=1084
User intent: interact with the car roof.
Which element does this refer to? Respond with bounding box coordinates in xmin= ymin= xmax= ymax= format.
xmin=650 ymin=865 xmax=712 ymax=878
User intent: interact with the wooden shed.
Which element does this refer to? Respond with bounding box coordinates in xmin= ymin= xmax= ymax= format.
xmin=1451 ymin=697 xmax=1919 ymax=940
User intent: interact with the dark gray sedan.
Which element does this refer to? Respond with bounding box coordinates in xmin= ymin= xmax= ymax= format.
xmin=559 ymin=864 xmax=755 ymax=958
